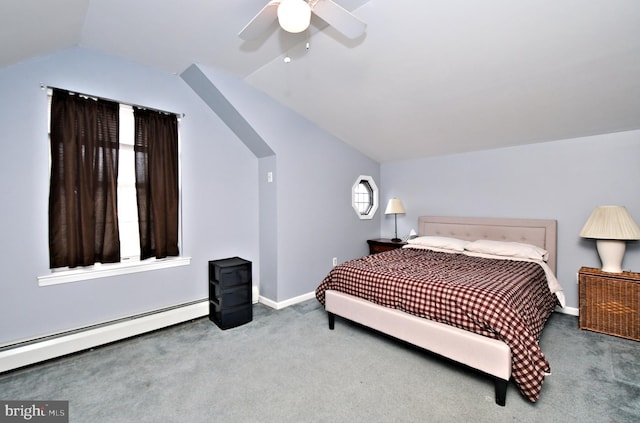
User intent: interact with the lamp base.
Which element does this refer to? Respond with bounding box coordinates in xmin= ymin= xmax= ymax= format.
xmin=391 ymin=238 xmax=402 ymax=243
xmin=596 ymin=239 xmax=626 ymax=273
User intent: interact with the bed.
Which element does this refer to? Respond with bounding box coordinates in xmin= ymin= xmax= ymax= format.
xmin=315 ymin=216 xmax=564 ymax=406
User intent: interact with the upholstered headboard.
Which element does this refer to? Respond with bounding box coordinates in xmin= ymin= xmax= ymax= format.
xmin=418 ymin=216 xmax=557 ymax=274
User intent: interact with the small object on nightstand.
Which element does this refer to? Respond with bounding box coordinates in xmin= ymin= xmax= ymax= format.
xmin=578 ymin=266 xmax=639 ymax=341
xmin=367 ymin=238 xmax=407 ymax=255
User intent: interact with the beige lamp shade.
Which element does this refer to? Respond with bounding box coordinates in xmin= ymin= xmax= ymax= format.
xmin=385 ymin=198 xmax=406 ymax=215
xmin=277 ymin=0 xmax=311 ymax=33
xmin=580 ymin=206 xmax=640 ymax=273
xmin=580 ymin=206 xmax=640 ymax=240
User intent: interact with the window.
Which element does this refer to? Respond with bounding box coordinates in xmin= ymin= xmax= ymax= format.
xmin=351 ymin=175 xmax=378 ymax=219
xmin=117 ymin=105 xmax=142 ymax=259
xmin=40 ymin=88 xmax=188 ymax=285
xmin=353 ymin=180 xmax=373 ymax=215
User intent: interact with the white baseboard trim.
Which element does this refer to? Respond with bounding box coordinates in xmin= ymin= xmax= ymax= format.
xmin=258 ymin=291 xmax=316 ymax=310
xmin=1 ymin=294 xmax=578 ymax=374
xmin=259 ymin=291 xmax=581 ymax=318
xmin=0 ymin=300 xmax=208 ymax=374
xmin=252 ymin=285 xmax=259 ymax=304
xmin=558 ymin=305 xmax=579 ymax=316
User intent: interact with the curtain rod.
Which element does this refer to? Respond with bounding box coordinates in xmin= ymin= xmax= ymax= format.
xmin=41 ymin=83 xmax=185 ymax=118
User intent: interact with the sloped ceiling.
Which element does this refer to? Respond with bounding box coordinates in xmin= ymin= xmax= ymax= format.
xmin=2 ymin=0 xmax=639 ymax=162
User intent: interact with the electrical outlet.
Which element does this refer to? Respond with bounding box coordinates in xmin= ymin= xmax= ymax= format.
xmin=332 ymin=257 xmax=337 ymax=266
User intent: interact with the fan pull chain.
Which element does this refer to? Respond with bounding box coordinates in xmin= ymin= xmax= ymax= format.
xmin=283 ymin=28 xmax=310 ymax=63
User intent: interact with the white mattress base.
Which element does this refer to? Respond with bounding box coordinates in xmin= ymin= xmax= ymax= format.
xmin=325 ymin=290 xmax=512 ymax=381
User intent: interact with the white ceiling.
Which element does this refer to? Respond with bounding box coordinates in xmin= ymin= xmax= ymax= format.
xmin=2 ymin=0 xmax=639 ymax=162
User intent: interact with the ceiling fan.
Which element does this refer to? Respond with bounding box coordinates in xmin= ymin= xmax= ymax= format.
xmin=239 ymin=0 xmax=366 ymax=41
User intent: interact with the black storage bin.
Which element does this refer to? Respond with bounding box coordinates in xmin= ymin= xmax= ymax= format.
xmin=208 ymin=257 xmax=252 ymax=329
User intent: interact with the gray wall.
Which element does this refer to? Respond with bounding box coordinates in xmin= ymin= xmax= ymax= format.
xmin=0 ymin=47 xmax=260 ymax=344
xmin=189 ymin=65 xmax=381 ymax=302
xmin=380 ymin=130 xmax=640 ymax=310
xmin=4 ymin=44 xmax=631 ymax=346
xmin=0 ymin=47 xmax=261 ymax=345
xmin=0 ymin=47 xmax=378 ymax=345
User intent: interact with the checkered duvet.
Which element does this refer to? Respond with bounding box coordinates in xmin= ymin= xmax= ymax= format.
xmin=315 ymin=247 xmax=559 ymax=402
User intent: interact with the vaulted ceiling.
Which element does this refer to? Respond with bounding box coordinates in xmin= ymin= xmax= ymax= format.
xmin=2 ymin=0 xmax=639 ymax=162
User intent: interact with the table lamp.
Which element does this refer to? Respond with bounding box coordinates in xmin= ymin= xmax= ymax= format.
xmin=579 ymin=205 xmax=640 ymax=273
xmin=385 ymin=198 xmax=406 ymax=242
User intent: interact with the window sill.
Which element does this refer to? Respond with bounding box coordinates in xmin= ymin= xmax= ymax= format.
xmin=37 ymin=256 xmax=192 ymax=286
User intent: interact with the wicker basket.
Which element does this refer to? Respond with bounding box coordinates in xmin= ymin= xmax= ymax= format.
xmin=579 ymin=267 xmax=639 ymax=341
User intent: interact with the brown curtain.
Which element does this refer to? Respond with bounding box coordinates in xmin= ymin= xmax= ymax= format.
xmin=134 ymin=108 xmax=179 ymax=260
xmin=49 ymin=89 xmax=120 ymax=268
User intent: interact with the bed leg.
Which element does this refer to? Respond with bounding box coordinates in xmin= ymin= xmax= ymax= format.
xmin=494 ymin=378 xmax=508 ymax=406
xmin=328 ymin=312 xmax=335 ymax=330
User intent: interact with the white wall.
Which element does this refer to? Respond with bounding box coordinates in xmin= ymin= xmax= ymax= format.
xmin=0 ymin=48 xmax=259 ymax=345
xmin=380 ymin=131 xmax=640 ymax=310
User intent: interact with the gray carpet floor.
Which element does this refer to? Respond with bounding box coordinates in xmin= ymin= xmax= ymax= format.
xmin=1 ymin=299 xmax=638 ymax=422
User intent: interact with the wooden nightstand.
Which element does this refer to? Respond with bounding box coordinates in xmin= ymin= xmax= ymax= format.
xmin=367 ymin=238 xmax=407 ymax=255
xmin=578 ymin=267 xmax=639 ymax=341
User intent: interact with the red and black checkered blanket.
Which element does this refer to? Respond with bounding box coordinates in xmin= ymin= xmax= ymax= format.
xmin=315 ymin=247 xmax=559 ymax=402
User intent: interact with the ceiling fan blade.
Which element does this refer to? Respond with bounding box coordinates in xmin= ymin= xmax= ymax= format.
xmin=238 ymin=1 xmax=281 ymax=41
xmin=311 ymin=0 xmax=366 ymax=39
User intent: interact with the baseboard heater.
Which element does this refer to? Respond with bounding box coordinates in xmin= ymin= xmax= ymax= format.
xmin=0 ymin=299 xmax=208 ymax=374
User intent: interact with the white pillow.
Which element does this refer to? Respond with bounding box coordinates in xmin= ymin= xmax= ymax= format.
xmin=407 ymin=236 xmax=470 ymax=252
xmin=464 ymin=239 xmax=549 ymax=262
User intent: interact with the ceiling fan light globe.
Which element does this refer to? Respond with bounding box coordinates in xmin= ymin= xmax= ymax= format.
xmin=277 ymin=0 xmax=311 ymax=33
